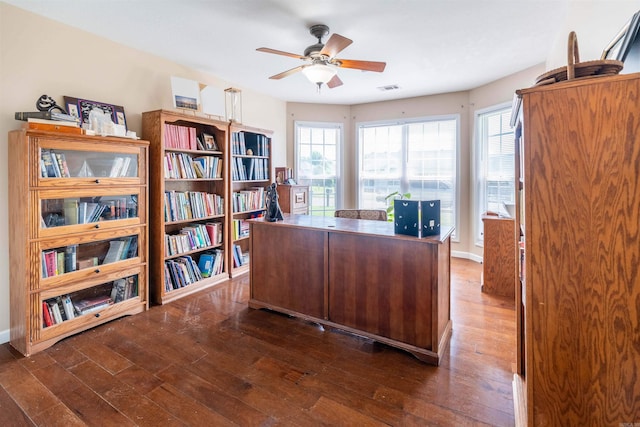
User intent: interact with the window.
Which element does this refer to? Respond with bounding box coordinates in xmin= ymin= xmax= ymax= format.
xmin=295 ymin=121 xmax=342 ymax=217
xmin=474 ymin=103 xmax=515 ymax=244
xmin=358 ymin=116 xmax=459 ymax=238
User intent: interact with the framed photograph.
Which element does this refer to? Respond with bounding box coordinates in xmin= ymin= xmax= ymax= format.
xmin=171 ymin=76 xmax=200 ymax=111
xmin=64 ymin=96 xmax=127 ymax=130
xmin=201 ymin=133 xmax=218 ymax=151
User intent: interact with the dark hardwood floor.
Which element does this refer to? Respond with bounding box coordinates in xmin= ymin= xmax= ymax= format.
xmin=0 ymin=258 xmax=516 ymax=426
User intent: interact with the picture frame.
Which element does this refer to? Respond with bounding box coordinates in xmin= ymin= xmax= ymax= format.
xmin=64 ymin=96 xmax=127 ymax=130
xmin=170 ymin=76 xmax=200 ymax=111
xmin=201 ymin=132 xmax=218 ymax=151
xmin=601 ymin=10 xmax=640 ymax=63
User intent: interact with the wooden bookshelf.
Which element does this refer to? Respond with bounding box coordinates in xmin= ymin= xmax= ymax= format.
xmin=142 ymin=110 xmax=229 ymax=304
xmin=9 ymin=129 xmax=149 ymax=356
xmin=228 ymin=123 xmax=273 ymax=277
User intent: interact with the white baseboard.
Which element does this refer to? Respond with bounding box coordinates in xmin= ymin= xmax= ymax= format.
xmin=0 ymin=329 xmax=9 ymax=345
xmin=451 ymin=251 xmax=483 ymax=264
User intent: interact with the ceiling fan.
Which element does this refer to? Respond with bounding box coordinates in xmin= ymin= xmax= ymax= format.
xmin=256 ymin=24 xmax=386 ymax=91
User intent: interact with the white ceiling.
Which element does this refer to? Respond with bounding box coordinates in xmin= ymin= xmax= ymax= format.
xmin=5 ymin=0 xmax=578 ymax=104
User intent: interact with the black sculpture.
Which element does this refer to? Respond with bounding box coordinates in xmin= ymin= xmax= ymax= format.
xmin=264 ymin=183 xmax=284 ymax=222
xmin=36 ymin=94 xmax=68 ymax=114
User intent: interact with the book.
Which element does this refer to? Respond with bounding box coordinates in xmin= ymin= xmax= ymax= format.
xmin=77 ymin=257 xmax=99 ymax=270
xmin=198 ymin=253 xmax=215 ymax=278
xmin=73 ymin=294 xmax=113 ymax=315
xmin=56 ymin=251 xmax=65 ymax=275
xmin=43 ymin=250 xmax=57 ymax=277
xmin=103 ymin=240 xmax=126 ymax=264
xmin=15 ymin=111 xmax=80 ymax=122
xmin=64 ymin=245 xmax=77 ymax=272
xmin=28 ymin=117 xmax=80 ymax=127
xmin=110 ymin=278 xmax=127 ymax=303
xmin=55 ymin=153 xmax=71 ymax=177
xmin=42 ymin=301 xmax=53 ymax=327
xmin=55 ymin=297 xmax=68 ymax=321
xmin=40 ymin=150 xmax=58 ymax=177
xmin=62 ymin=295 xmax=75 ymax=320
xmin=49 ymin=300 xmax=63 ymax=323
xmin=64 ymin=199 xmax=79 ymax=225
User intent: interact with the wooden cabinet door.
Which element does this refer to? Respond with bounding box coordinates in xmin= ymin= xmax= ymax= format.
xmin=328 ymin=233 xmax=436 ymax=349
xmin=250 ymin=223 xmax=326 ymax=318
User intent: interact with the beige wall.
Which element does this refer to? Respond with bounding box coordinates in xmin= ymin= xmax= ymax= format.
xmin=0 ymin=3 xmax=286 ymax=339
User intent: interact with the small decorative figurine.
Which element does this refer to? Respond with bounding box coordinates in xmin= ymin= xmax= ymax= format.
xmin=264 ymin=183 xmax=284 ymax=222
xmin=36 ymin=94 xmax=68 ymax=114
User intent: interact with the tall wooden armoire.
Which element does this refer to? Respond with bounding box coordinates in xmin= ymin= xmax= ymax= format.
xmin=512 ymin=73 xmax=640 ymax=425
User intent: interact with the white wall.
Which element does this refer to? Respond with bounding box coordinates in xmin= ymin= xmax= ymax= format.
xmin=0 ymin=3 xmax=286 ymax=340
xmin=547 ymin=1 xmax=639 ymax=71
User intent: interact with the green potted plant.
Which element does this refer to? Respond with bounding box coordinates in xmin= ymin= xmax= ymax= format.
xmin=384 ymin=191 xmax=411 ymax=222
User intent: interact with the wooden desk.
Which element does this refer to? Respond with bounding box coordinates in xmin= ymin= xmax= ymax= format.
xmin=249 ymin=215 xmax=453 ymax=364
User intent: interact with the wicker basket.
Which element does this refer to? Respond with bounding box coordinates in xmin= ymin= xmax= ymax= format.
xmin=535 ymin=31 xmax=624 ymax=86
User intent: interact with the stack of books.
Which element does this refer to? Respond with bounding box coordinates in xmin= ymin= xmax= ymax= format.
xmin=15 ymin=111 xmax=82 ymax=134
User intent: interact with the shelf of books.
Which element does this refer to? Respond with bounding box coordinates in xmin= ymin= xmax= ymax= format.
xmin=142 ymin=110 xmax=229 ymax=304
xmin=8 ymin=129 xmax=149 ymax=356
xmin=229 ymin=124 xmax=272 ymax=277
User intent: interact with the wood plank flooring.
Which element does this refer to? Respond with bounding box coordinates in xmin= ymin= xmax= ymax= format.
xmin=0 ymin=258 xmax=516 ymax=426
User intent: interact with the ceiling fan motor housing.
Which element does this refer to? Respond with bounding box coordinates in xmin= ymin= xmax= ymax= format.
xmin=305 ymin=24 xmax=330 ymax=58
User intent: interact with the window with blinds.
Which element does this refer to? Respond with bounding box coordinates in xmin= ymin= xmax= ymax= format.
xmin=475 ymin=104 xmax=515 ymax=243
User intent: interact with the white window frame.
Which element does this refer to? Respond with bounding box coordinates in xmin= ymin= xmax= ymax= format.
xmin=473 ymin=102 xmax=515 ymax=246
xmin=294 ymin=120 xmax=344 ymax=215
xmin=356 ymin=115 xmax=460 ymax=241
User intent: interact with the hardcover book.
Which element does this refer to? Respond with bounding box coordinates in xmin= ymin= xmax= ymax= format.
xmin=15 ymin=111 xmax=80 ymax=122
xmin=198 ymin=253 xmax=215 ymax=277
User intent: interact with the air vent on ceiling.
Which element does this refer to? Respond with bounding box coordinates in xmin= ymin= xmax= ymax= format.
xmin=377 ymin=84 xmax=400 ymax=91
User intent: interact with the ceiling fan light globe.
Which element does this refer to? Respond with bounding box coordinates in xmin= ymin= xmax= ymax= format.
xmin=302 ymin=64 xmax=337 ymax=84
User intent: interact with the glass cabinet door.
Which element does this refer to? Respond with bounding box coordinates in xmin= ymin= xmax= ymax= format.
xmin=33 ymin=137 xmax=146 ymax=186
xmin=38 ymin=188 xmax=145 ymax=238
xmin=40 ymin=233 xmax=140 ymax=280
xmin=41 ymin=194 xmax=138 ymax=227
xmin=40 ymin=273 xmax=141 ymax=329
xmin=40 ymin=148 xmax=138 ymax=178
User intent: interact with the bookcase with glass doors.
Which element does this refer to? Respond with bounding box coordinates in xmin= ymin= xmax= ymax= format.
xmin=9 ymin=129 xmax=149 ymax=356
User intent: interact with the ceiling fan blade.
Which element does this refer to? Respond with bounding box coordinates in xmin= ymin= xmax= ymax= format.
xmin=334 ymin=59 xmax=386 ymax=72
xmin=326 ymin=74 xmax=343 ymax=89
xmin=320 ymin=33 xmax=352 ymax=58
xmin=269 ymin=65 xmax=305 ymax=80
xmin=257 ymin=47 xmax=306 ymax=60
